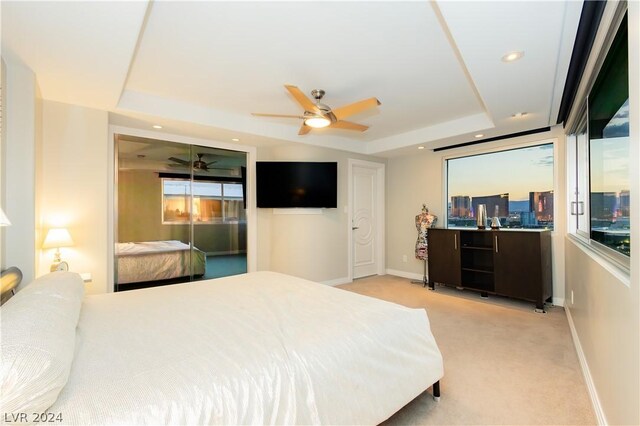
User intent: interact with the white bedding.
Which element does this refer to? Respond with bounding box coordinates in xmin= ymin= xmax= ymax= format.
xmin=116 ymin=241 xmax=206 ymax=284
xmin=50 ymin=271 xmax=443 ymax=425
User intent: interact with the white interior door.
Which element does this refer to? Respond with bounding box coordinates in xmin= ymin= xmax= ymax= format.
xmin=352 ymin=164 xmax=378 ymax=279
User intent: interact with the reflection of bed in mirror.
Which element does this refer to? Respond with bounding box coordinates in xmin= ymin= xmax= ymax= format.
xmin=115 ymin=240 xmax=206 ymax=287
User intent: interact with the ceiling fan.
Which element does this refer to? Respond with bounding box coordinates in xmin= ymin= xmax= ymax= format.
xmin=252 ymin=85 xmax=381 ymax=135
xmin=167 ymin=153 xmax=221 ymax=172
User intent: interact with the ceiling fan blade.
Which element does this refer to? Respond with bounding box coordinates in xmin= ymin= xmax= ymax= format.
xmin=285 ymin=85 xmax=320 ymax=113
xmin=330 ymin=121 xmax=369 ymax=132
xmin=252 ymin=113 xmax=306 ymax=119
xmin=168 ymin=157 xmax=190 ymax=165
xmin=332 ymin=97 xmax=381 ymax=121
xmin=206 ymin=161 xmax=218 ymax=166
xmin=298 ymin=123 xmax=312 ymax=135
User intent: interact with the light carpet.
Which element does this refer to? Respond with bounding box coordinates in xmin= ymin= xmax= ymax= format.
xmin=338 ymin=274 xmax=596 ymax=425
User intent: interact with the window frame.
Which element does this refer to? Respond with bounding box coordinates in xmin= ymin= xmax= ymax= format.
xmin=565 ymin=4 xmax=630 ymax=272
xmin=161 ymin=178 xmax=246 ymax=225
xmin=443 ymin=139 xmax=556 ymax=230
xmin=568 ymin=115 xmax=591 ymax=239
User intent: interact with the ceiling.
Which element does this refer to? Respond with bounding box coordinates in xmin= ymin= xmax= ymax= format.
xmin=117 ymin=134 xmax=246 ymax=178
xmin=1 ymin=1 xmax=583 ymax=157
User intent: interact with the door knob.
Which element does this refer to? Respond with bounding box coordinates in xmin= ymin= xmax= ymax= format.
xmin=352 ymin=226 xmax=359 ymax=230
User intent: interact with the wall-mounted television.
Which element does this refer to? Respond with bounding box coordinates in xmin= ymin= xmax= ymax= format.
xmin=256 ymin=162 xmax=337 ymax=208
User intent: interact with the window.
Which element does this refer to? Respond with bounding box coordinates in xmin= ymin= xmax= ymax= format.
xmin=162 ymin=179 xmax=245 ymax=224
xmin=446 ymin=144 xmax=554 ymax=229
xmin=570 ymin=13 xmax=629 ymax=261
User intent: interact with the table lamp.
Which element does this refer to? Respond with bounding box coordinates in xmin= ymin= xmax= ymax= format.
xmin=42 ymin=228 xmax=74 ymax=271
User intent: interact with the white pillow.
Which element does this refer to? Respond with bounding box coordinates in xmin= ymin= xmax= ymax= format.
xmin=1 ymin=272 xmax=84 ymax=416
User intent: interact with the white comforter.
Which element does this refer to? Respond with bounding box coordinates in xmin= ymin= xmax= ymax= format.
xmin=116 ymin=240 xmax=193 ymax=256
xmin=51 ymin=272 xmax=443 ymax=424
xmin=116 ymin=241 xmax=206 ymax=284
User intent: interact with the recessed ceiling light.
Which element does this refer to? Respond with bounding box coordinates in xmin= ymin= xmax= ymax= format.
xmin=418 ymin=146 xmax=425 ymax=150
xmin=511 ymin=112 xmax=528 ymax=118
xmin=475 ymin=134 xmax=484 ymax=138
xmin=502 ymin=51 xmax=524 ymax=62
xmin=231 ymin=138 xmax=240 ymax=142
xmin=152 ymin=125 xmax=163 ymax=129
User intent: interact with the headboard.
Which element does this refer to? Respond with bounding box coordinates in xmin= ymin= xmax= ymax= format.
xmin=1 ymin=267 xmax=23 ymax=305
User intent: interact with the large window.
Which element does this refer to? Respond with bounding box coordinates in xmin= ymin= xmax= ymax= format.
xmin=447 ymin=144 xmax=554 ymax=229
xmin=162 ymin=179 xmax=245 ymax=224
xmin=570 ymin=13 xmax=629 ymax=260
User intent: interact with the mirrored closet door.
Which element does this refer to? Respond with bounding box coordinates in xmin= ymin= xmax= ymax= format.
xmin=115 ymin=135 xmax=247 ymax=291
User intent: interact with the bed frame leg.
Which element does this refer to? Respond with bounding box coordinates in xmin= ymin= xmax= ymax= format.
xmin=432 ymin=380 xmax=440 ymax=401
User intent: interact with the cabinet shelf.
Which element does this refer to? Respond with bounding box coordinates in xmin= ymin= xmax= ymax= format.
xmin=461 ymin=282 xmax=495 ymax=292
xmin=461 ymin=267 xmax=493 ymax=274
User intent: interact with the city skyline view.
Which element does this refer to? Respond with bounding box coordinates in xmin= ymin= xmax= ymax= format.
xmin=446 ymin=144 xmax=555 ymax=229
xmin=446 ymin=139 xmax=629 ymax=232
xmin=590 ymin=136 xmax=629 ymax=194
xmin=447 ymin=144 xmax=554 ymax=202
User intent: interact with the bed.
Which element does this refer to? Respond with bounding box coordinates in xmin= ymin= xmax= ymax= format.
xmin=1 ymin=270 xmax=443 ymax=425
xmin=115 ymin=240 xmax=206 ymax=285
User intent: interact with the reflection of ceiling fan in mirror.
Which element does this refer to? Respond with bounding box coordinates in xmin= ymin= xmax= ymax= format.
xmin=167 ymin=153 xmax=231 ymax=172
xmin=252 ymin=85 xmax=381 ymax=135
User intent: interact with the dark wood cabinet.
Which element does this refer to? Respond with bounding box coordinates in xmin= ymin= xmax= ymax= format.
xmin=426 ymin=229 xmax=461 ymax=287
xmin=428 ymin=228 xmax=552 ymax=310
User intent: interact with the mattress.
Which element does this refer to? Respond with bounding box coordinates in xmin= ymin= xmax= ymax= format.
xmin=116 ymin=240 xmax=206 ymax=284
xmin=50 ymin=271 xmax=443 ymax=424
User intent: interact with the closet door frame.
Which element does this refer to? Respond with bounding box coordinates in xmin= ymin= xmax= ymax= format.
xmin=108 ymin=125 xmax=257 ymax=292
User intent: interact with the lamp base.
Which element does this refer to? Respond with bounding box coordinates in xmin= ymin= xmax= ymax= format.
xmin=50 ymin=261 xmax=69 ymax=272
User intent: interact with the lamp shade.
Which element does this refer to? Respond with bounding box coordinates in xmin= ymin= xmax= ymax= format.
xmin=0 ymin=208 xmax=10 ymax=226
xmin=42 ymin=228 xmax=74 ymax=249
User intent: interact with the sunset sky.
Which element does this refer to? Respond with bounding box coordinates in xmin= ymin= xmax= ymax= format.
xmin=447 ymin=144 xmax=554 ymax=202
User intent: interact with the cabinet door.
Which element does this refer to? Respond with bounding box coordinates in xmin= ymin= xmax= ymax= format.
xmin=493 ymin=232 xmax=541 ymax=301
xmin=427 ymin=229 xmax=461 ymax=286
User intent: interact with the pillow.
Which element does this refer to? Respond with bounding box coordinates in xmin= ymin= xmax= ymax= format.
xmin=1 ymin=272 xmax=84 ymax=416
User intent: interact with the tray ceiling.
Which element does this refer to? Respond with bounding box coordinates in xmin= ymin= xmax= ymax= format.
xmin=1 ymin=1 xmax=582 ymax=156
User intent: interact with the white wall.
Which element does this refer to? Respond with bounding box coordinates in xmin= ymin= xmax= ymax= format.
xmin=1 ymin=59 xmax=6 ymax=268
xmin=1 ymin=51 xmax=39 ymax=285
xmin=563 ymin=3 xmax=640 ymax=425
xmin=385 ymin=126 xmax=567 ymax=304
xmin=257 ymin=143 xmax=385 ymax=284
xmin=37 ymin=101 xmax=109 ymax=294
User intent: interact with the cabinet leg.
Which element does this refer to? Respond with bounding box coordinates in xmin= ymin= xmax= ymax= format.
xmin=480 ymin=291 xmax=489 ymax=298
xmin=432 ymin=380 xmax=440 ymax=401
xmin=535 ymin=301 xmax=546 ymax=313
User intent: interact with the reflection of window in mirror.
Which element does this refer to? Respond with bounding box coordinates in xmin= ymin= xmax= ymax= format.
xmin=162 ymin=179 xmax=245 ymax=224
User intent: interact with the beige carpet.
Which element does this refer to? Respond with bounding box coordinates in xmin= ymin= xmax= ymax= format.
xmin=338 ymin=275 xmax=596 ymax=425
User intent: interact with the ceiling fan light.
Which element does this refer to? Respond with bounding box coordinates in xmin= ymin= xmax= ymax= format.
xmin=304 ymin=116 xmax=331 ymax=129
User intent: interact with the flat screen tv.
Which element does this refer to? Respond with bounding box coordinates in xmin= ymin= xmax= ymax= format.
xmin=256 ymin=162 xmax=337 ymax=208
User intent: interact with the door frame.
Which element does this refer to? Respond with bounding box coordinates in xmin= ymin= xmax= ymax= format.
xmin=347 ymin=159 xmax=386 ymax=281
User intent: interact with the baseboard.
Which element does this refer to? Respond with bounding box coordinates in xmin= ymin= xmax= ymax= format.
xmin=552 ymin=297 xmax=565 ymax=307
xmin=385 ymin=268 xmax=423 ymax=281
xmin=321 ymin=277 xmax=351 ymax=286
xmin=206 ymin=250 xmax=247 ymax=256
xmin=565 ymin=307 xmax=607 ymax=425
